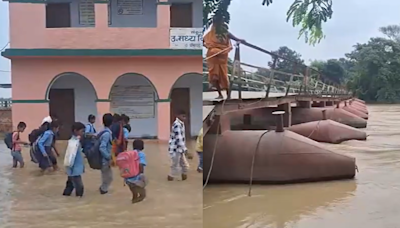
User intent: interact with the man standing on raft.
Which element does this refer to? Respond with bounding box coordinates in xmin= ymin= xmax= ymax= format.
xmin=203 ymin=17 xmax=244 ymax=100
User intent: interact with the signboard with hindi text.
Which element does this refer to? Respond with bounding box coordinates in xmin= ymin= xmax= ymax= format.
xmin=170 ymin=28 xmax=203 ymax=49
xmin=117 ymin=0 xmax=143 ymax=15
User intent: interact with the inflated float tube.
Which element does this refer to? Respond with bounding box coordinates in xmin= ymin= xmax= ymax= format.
xmin=339 ymin=102 xmax=368 ymax=119
xmin=203 ymin=112 xmax=356 ymax=184
xmin=348 ymin=100 xmax=368 ymax=114
xmin=292 ymin=107 xmax=367 ymax=128
xmin=289 ymin=110 xmax=367 ymax=144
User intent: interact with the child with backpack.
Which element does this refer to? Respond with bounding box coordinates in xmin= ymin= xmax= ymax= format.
xmin=37 ymin=121 xmax=60 ymax=173
xmin=5 ymin=122 xmax=28 ymax=168
xmin=116 ymin=139 xmax=147 ymax=204
xmin=63 ymin=122 xmax=86 ymax=197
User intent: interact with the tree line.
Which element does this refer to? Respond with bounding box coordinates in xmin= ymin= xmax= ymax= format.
xmin=235 ymin=25 xmax=400 ymax=103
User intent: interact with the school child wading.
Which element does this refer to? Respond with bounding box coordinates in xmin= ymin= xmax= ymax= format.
xmin=168 ymin=110 xmax=189 ymax=181
xmin=99 ymin=113 xmax=114 ymax=194
xmin=196 ymin=127 xmax=203 ymax=173
xmin=37 ymin=121 xmax=60 ymax=173
xmin=82 ymin=114 xmax=97 ymax=153
xmin=63 ymin=122 xmax=86 ymax=197
xmin=5 ymin=122 xmax=28 ymax=168
xmin=116 ymin=139 xmax=147 ymax=204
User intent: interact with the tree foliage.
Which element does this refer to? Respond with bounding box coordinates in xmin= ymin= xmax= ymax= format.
xmin=310 ymin=59 xmax=346 ymax=84
xmin=267 ymin=46 xmax=305 ymax=74
xmin=379 ymin=25 xmax=400 ymax=43
xmin=203 ymin=0 xmax=333 ymax=45
xmin=345 ymin=38 xmax=400 ymax=103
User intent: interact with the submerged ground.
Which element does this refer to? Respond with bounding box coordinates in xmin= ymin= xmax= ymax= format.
xmin=0 ymin=140 xmax=202 ymax=228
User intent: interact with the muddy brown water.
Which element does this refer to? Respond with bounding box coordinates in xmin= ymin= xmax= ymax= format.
xmin=0 ymin=141 xmax=202 ymax=228
xmin=204 ymin=104 xmax=400 ymax=228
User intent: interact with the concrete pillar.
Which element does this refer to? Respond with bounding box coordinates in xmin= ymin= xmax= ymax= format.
xmin=297 ymin=101 xmax=311 ymax=108
xmin=96 ymin=100 xmax=110 ymax=130
xmin=157 ymin=102 xmax=171 ymax=141
xmin=326 ymin=101 xmax=334 ymax=106
xmin=277 ymin=103 xmax=292 ymax=127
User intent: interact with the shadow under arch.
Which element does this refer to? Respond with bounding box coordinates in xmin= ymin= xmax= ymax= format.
xmin=44 ymin=72 xmax=99 ymax=100
xmin=108 ymin=73 xmax=160 ymax=100
xmin=168 ymin=72 xmax=202 ymax=99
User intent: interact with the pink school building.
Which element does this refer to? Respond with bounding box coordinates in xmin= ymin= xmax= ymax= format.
xmin=2 ymin=0 xmax=203 ymax=141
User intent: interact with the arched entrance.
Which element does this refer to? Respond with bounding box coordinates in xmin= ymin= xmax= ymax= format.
xmin=46 ymin=73 xmax=98 ymax=139
xmin=109 ymin=73 xmax=159 ymax=139
xmin=169 ymin=73 xmax=203 ymax=138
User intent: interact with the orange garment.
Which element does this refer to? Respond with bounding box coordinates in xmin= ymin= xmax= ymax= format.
xmin=204 ymin=25 xmax=233 ymax=90
xmin=111 ymin=123 xmax=125 ymax=167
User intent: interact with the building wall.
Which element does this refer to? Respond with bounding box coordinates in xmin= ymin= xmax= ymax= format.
xmin=8 ymin=0 xmax=202 ymax=49
xmin=11 ymin=56 xmax=202 ymax=140
xmin=9 ymin=3 xmax=170 ymax=49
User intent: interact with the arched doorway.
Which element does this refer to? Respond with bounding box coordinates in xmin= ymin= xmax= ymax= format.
xmin=169 ymin=73 xmax=202 ymax=138
xmin=46 ymin=73 xmax=98 ymax=139
xmin=109 ymin=73 xmax=159 ymax=139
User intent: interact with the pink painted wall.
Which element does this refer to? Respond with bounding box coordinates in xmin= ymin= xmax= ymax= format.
xmin=11 ymin=57 xmax=202 ymax=141
xmin=9 ymin=3 xmax=171 ymax=49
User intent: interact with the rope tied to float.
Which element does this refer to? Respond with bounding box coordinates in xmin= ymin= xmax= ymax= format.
xmin=203 ymin=99 xmax=227 ymax=190
xmin=248 ymin=129 xmax=272 ymax=197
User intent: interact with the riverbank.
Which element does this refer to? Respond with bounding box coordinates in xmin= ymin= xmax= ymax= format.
xmin=1 ymin=141 xmax=202 ymax=228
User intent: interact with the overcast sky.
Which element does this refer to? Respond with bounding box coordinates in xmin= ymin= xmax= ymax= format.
xmin=1 ymin=0 xmax=400 ymax=98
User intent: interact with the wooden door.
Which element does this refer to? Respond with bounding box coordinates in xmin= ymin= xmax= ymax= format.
xmin=46 ymin=3 xmax=71 ymax=28
xmin=170 ymin=3 xmax=193 ymax=28
xmin=49 ymin=89 xmax=75 ymax=140
xmin=170 ymin=88 xmax=191 ymax=139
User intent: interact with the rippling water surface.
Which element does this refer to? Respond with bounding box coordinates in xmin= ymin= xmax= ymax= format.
xmin=0 ymin=141 xmax=202 ymax=228
xmin=204 ymin=104 xmax=400 ymax=228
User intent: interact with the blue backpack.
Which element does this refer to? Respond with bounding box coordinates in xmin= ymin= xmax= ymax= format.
xmin=85 ymin=130 xmax=109 ymax=170
xmin=4 ymin=132 xmax=14 ymax=150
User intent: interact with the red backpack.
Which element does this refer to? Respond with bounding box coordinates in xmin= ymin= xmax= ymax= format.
xmin=116 ymin=150 xmax=140 ymax=178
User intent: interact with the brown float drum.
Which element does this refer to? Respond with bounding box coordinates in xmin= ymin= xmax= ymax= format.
xmin=341 ymin=101 xmax=368 ymax=119
xmin=289 ymin=110 xmax=367 ymax=144
xmin=203 ymin=112 xmax=357 ymax=184
xmin=292 ymin=107 xmax=367 ymax=128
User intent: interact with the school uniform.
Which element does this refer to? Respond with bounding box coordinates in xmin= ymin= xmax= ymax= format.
xmin=63 ymin=135 xmax=85 ymax=197
xmin=83 ymin=123 xmax=96 ymax=153
xmin=37 ymin=130 xmax=56 ymax=170
xmin=99 ymin=127 xmax=113 ymax=193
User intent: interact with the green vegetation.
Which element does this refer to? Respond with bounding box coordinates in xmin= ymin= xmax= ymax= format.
xmin=203 ymin=0 xmax=333 ymax=45
xmin=251 ymin=24 xmax=400 ymax=103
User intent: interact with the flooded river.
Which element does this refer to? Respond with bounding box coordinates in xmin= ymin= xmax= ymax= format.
xmin=204 ymin=104 xmax=400 ymax=228
xmin=0 ymin=141 xmax=202 ymax=228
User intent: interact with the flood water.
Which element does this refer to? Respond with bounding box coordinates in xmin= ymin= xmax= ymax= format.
xmin=0 ymin=141 xmax=202 ymax=228
xmin=204 ymin=104 xmax=400 ymax=228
